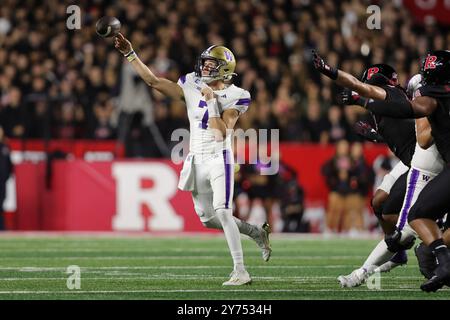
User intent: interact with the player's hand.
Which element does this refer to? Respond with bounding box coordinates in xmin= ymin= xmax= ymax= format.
xmin=114 ymin=33 xmax=133 ymax=55
xmin=311 ymin=50 xmax=338 ymax=80
xmin=353 ymin=121 xmax=384 ymax=143
xmin=339 ymin=89 xmax=367 ymax=106
xmin=201 ymin=85 xmax=215 ymax=101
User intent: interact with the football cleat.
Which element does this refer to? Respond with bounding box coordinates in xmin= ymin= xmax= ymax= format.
xmin=374 ymin=250 xmax=408 ymax=273
xmin=414 ymin=243 xmax=437 ymax=280
xmin=222 ymin=269 xmax=252 ymax=286
xmin=337 ymin=268 xmax=370 ymax=288
xmin=420 ymin=262 xmax=450 ymax=292
xmin=253 ymin=223 xmax=272 ymax=262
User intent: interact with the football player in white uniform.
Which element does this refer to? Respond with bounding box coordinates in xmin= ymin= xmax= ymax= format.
xmin=114 ymin=33 xmax=271 ymax=286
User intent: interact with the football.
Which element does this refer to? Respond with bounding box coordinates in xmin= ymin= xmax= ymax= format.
xmin=95 ymin=16 xmax=121 ymax=38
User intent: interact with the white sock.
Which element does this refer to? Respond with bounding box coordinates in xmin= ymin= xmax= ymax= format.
xmin=216 ymin=209 xmax=245 ymax=271
xmin=202 ymin=216 xmax=259 ymax=239
xmin=234 ymin=217 xmax=259 ymax=238
xmin=202 ymin=218 xmax=222 ymax=229
xmin=362 ymin=239 xmax=395 ymax=270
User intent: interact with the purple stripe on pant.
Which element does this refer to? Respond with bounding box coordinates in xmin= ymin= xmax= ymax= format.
xmin=223 ymin=150 xmax=231 ymax=209
xmin=398 ymin=168 xmax=420 ymax=230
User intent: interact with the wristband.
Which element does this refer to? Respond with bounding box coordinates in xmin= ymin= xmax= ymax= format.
xmin=125 ymin=50 xmax=137 ymax=62
xmin=323 ymin=66 xmax=338 ymax=80
xmin=206 ymin=98 xmax=220 ymax=118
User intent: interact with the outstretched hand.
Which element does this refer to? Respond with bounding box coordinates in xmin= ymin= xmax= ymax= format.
xmin=114 ymin=33 xmax=133 ymax=55
xmin=339 ymin=88 xmax=365 ymax=106
xmin=311 ymin=50 xmax=338 ymax=80
xmin=353 ymin=121 xmax=384 ymax=143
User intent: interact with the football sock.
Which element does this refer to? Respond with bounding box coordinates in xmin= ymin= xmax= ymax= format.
xmin=362 ymin=239 xmax=395 ymax=270
xmin=202 ymin=216 xmax=259 ymax=239
xmin=216 ymin=208 xmax=245 ymax=271
xmin=429 ymin=239 xmax=450 ymax=266
xmin=202 ymin=217 xmax=222 ymax=229
xmin=234 ymin=218 xmax=259 ymax=238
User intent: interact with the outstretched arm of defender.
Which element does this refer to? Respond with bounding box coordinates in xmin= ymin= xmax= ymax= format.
xmin=114 ymin=33 xmax=183 ymax=101
xmin=365 ymin=95 xmax=438 ymax=119
xmin=312 ymin=50 xmax=386 ymax=100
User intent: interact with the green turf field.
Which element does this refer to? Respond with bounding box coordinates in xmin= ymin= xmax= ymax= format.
xmin=0 ymin=233 xmax=448 ymax=300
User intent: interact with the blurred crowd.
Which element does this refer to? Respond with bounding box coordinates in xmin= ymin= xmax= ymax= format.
xmin=1 ymin=0 xmax=448 ymax=155
xmin=321 ymin=140 xmax=374 ymax=234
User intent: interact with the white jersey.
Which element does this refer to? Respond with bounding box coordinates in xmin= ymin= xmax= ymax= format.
xmin=177 ymin=72 xmax=250 ymax=156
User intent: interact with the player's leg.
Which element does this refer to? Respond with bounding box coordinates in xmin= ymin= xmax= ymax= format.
xmin=191 ymin=159 xmax=249 ymax=285
xmin=210 ymin=150 xmax=250 ymax=285
xmin=415 ymin=215 xmax=448 ymax=279
xmin=376 ymin=168 xmax=443 ymax=274
xmin=375 ymin=162 xmax=409 ymax=232
xmin=338 ymin=172 xmax=407 ymax=287
xmin=444 ymin=219 xmax=450 ymax=245
xmin=408 ymin=167 xmax=450 ymax=292
xmin=202 ymin=211 xmax=272 ymax=262
xmin=372 ymin=189 xmax=394 ymax=234
xmin=196 ymin=169 xmax=271 ymax=262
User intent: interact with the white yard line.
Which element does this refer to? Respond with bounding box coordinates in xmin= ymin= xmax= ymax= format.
xmin=0 ymin=275 xmax=424 ymax=281
xmin=0 ymin=265 xmax=358 ymax=272
xmin=0 ymin=255 xmax=371 ymax=260
xmin=0 ymin=231 xmax=383 ymax=240
xmin=0 ymin=288 xmax=446 ymax=294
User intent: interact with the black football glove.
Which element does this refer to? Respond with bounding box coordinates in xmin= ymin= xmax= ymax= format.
xmin=312 ymin=50 xmax=338 ymax=80
xmin=354 ymin=121 xmax=384 ymax=143
xmin=385 ymin=228 xmax=416 ymax=253
xmin=339 ymin=89 xmax=368 ymax=107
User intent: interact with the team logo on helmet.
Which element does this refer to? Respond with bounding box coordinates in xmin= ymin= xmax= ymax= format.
xmin=194 ymin=45 xmax=237 ymax=83
xmin=424 ymin=55 xmax=437 ymax=70
xmin=366 ymin=67 xmax=380 ymax=80
xmin=420 ymin=50 xmax=450 ymax=85
xmin=362 ymin=64 xmax=398 ymax=86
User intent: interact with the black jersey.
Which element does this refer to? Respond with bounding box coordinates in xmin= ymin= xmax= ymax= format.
xmin=371 ymin=85 xmax=416 ymax=166
xmin=418 ymin=85 xmax=450 ymax=164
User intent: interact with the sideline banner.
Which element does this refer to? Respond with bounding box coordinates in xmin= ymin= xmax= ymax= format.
xmin=10 ymin=143 xmax=389 ymax=231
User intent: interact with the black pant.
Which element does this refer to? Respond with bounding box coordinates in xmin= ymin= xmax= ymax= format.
xmin=409 ymin=166 xmax=450 ymax=222
xmin=382 ymin=171 xmax=408 ymax=215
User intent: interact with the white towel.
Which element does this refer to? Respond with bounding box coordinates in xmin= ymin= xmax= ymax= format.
xmin=178 ymin=154 xmax=195 ymax=191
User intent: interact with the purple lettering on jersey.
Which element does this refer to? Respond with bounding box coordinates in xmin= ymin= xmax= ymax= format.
xmin=200 ymin=110 xmax=209 ymax=129
xmin=198 ymin=100 xmax=207 ymax=108
xmin=236 ymin=98 xmax=251 ymax=106
xmin=179 ymin=74 xmax=186 ymax=84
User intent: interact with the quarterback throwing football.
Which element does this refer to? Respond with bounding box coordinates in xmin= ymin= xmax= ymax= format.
xmin=114 ymin=33 xmax=271 ymax=286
